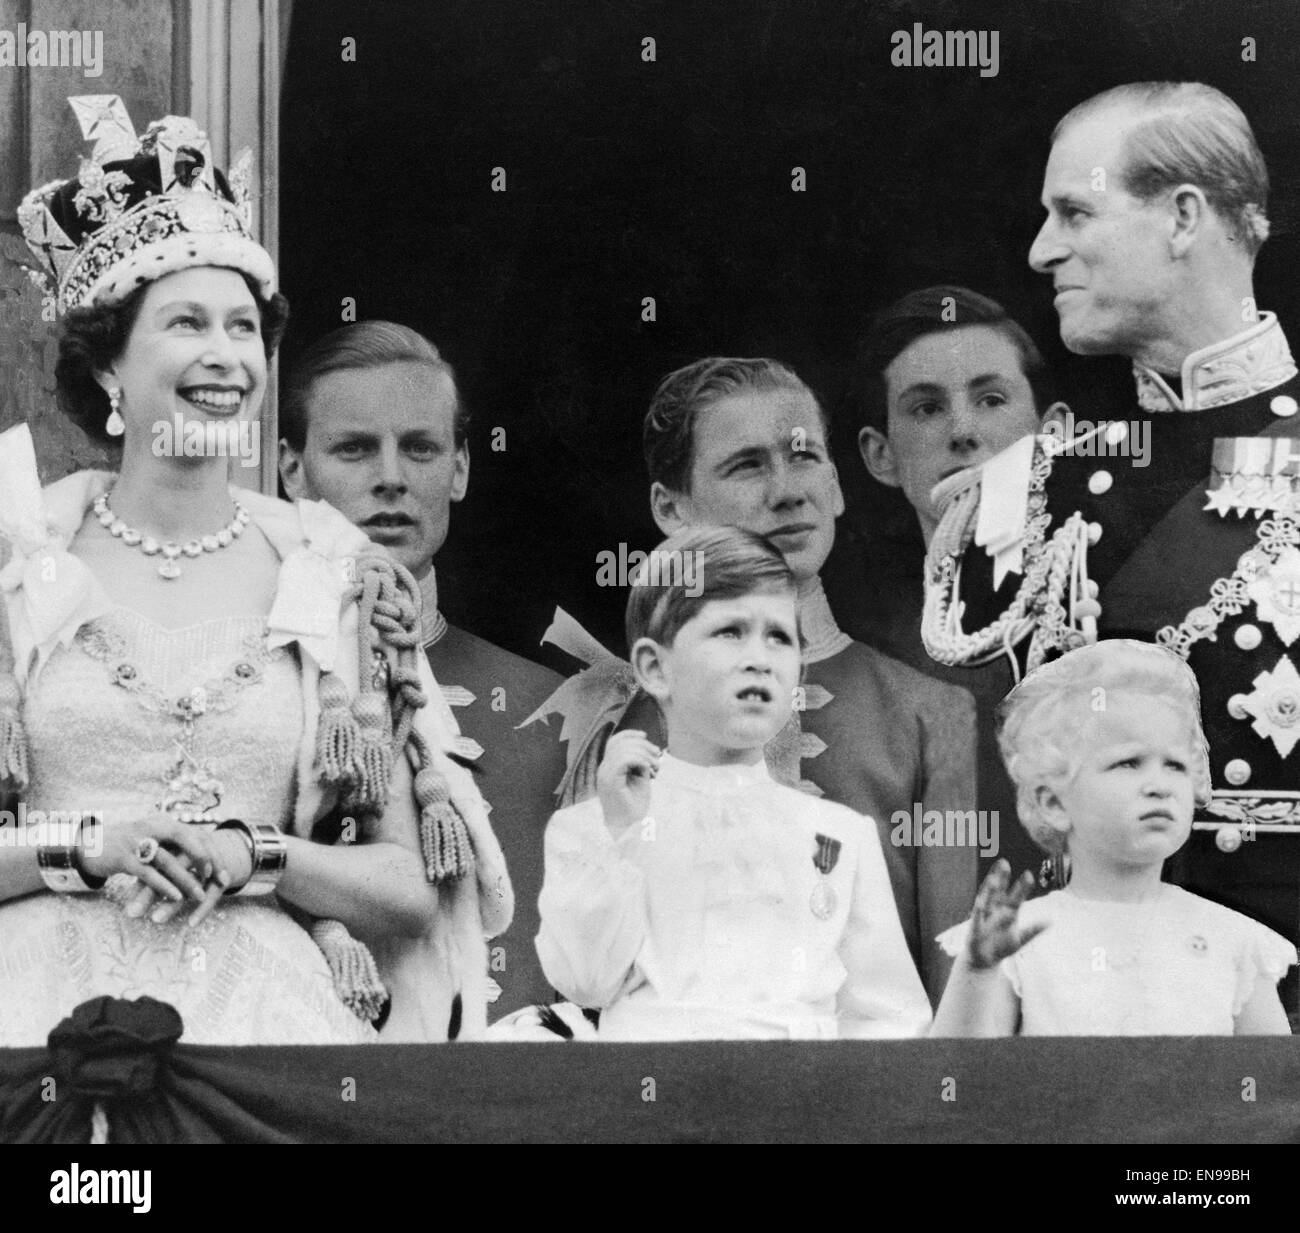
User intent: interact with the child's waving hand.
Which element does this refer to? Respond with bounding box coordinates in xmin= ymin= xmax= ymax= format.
xmin=967 ymin=859 xmax=1050 ymax=970
xmin=596 ymin=730 xmax=662 ymax=833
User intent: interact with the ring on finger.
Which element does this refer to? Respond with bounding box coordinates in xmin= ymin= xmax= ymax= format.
xmin=135 ymin=836 xmax=160 ymax=864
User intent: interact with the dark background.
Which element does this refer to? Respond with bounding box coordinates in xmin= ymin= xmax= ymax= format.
xmin=281 ymin=0 xmax=1300 ymax=663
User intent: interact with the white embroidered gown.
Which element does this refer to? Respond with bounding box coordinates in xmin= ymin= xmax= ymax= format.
xmin=0 ymin=605 xmax=374 ymax=1045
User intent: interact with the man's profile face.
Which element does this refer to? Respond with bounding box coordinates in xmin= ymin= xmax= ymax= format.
xmin=651 ymin=387 xmax=844 ymax=583
xmin=1027 ymin=108 xmax=1177 ymax=359
xmin=279 ymin=361 xmax=468 ymax=576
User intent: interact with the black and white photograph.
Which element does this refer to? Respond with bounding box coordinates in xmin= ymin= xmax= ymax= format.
xmin=0 ymin=0 xmax=1298 ymax=1184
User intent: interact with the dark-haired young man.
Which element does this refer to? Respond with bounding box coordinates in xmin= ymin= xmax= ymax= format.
xmin=828 ymin=286 xmax=1050 ymax=885
xmin=856 ymin=285 xmax=1054 ymax=547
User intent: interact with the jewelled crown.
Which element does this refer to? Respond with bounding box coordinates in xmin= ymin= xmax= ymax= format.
xmin=17 ymin=94 xmax=275 ymax=314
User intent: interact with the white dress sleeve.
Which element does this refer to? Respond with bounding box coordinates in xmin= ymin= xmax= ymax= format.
xmin=934 ymin=915 xmax=1034 ymax=1000
xmin=535 ymin=800 xmax=649 ymax=1010
xmin=837 ymin=814 xmax=933 ymax=1038
xmin=936 ymin=919 xmax=969 ymax=960
xmin=1232 ymin=921 xmax=1298 ymax=1017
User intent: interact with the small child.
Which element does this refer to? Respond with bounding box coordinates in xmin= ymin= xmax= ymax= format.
xmin=931 ymin=640 xmax=1296 ymax=1036
xmin=535 ymin=525 xmax=931 ymax=1040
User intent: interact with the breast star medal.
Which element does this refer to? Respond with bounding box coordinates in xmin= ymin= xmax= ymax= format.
xmin=809 ymin=833 xmax=842 ymax=920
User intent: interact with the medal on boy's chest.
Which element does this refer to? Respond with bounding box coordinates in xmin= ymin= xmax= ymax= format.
xmin=809 ymin=833 xmax=842 ymax=920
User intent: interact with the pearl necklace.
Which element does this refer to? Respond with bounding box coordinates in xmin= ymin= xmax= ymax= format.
xmin=93 ymin=490 xmax=250 ymax=579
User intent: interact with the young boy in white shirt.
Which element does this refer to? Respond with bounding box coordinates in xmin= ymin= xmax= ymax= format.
xmin=536 ymin=524 xmax=931 ymax=1040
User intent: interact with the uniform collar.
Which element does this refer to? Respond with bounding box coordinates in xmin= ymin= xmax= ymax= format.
xmin=1133 ymin=312 xmax=1297 ymax=412
xmin=418 ymin=564 xmax=448 ymax=648
xmin=798 ymin=575 xmax=852 ymax=664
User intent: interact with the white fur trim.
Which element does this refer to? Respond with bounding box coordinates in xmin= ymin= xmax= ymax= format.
xmin=84 ymin=234 xmax=275 ymax=308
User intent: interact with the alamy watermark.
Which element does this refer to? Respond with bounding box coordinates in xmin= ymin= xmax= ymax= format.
xmin=891 ymin=803 xmax=999 ymax=858
xmin=0 ymin=806 xmax=104 ymax=856
xmin=0 ymin=24 xmax=103 ymax=77
xmin=152 ymin=414 xmax=260 ymax=468
xmin=50 ymin=1164 xmax=151 ymax=1213
xmin=890 ymin=22 xmax=999 ymax=78
xmin=596 ymin=543 xmax=704 ymax=597
xmin=1042 ymin=412 xmax=1151 ymax=468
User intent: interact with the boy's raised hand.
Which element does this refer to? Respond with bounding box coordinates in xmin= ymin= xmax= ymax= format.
xmin=967 ymin=859 xmax=1049 ymax=970
xmin=596 ymin=729 xmax=662 ymax=833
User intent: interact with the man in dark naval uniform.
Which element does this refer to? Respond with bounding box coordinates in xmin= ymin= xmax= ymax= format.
xmin=922 ymin=82 xmax=1300 ymax=1014
xmin=279 ymin=321 xmax=565 ymax=1019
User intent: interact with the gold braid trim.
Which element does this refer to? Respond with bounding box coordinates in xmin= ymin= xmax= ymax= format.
xmin=922 ymin=441 xmax=1097 ymax=674
xmin=311 ymin=550 xmax=474 ymax=875
xmin=308 ymin=548 xmax=476 ymax=1019
xmin=310 ymin=918 xmax=388 ymax=1023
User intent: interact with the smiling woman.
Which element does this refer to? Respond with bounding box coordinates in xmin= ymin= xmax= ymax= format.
xmin=56 ymin=267 xmax=288 ymax=451
xmin=0 ymin=96 xmax=511 ymax=1046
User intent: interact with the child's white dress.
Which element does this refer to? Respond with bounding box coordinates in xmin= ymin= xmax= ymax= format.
xmin=938 ymin=886 xmax=1297 ymax=1035
xmin=536 ymin=753 xmax=931 ymax=1040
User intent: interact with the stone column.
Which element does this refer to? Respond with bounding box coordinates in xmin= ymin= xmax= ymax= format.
xmin=0 ymin=0 xmax=284 ymax=490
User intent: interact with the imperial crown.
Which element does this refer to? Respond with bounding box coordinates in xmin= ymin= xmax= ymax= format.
xmin=16 ymin=94 xmax=274 ymax=313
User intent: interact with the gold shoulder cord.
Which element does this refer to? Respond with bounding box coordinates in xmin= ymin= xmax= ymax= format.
xmin=922 ymin=439 xmax=1097 ymax=681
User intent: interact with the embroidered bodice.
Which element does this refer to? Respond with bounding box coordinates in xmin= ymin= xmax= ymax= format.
xmin=23 ymin=607 xmax=302 ymax=829
xmin=0 ymin=423 xmax=512 ymax=1041
xmin=1 ymin=609 xmax=370 ymax=1047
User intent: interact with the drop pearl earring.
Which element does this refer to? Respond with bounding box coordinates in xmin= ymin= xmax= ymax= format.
xmin=106 ymin=387 xmax=125 ymax=437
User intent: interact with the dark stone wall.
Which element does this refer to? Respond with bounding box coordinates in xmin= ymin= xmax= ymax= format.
xmin=0 ymin=0 xmax=176 ymax=481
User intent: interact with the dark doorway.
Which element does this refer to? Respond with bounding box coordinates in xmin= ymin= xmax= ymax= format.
xmin=281 ymin=0 xmax=1300 ymax=661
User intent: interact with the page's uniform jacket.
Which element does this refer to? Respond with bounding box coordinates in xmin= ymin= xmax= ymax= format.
xmin=923 ymin=313 xmax=1300 ymax=989
xmin=419 ymin=573 xmax=567 ymax=1020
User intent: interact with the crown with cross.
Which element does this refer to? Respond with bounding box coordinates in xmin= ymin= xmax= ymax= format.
xmin=16 ymin=94 xmax=274 ymax=314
